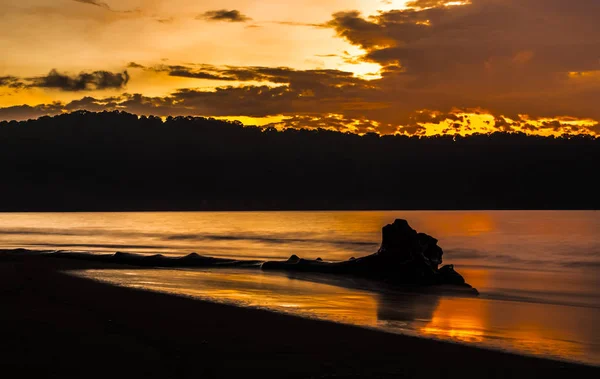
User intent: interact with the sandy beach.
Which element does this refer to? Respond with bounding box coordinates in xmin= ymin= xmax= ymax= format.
xmin=1 ymin=251 xmax=598 ymax=378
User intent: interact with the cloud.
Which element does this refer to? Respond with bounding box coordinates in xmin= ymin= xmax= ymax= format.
xmin=3 ymin=0 xmax=600 ymax=136
xmin=155 ymin=65 xmax=239 ymax=81
xmin=0 ymin=76 xmax=25 ymax=89
xmin=71 ymin=0 xmax=140 ymax=15
xmin=0 ymin=103 xmax=64 ymax=121
xmin=156 ymin=17 xmax=174 ymax=24
xmin=199 ymin=10 xmax=251 ymax=23
xmin=327 ymin=0 xmax=600 ymax=121
xmin=140 ymin=63 xmax=369 ymax=89
xmin=1 ymin=69 xmax=130 ymax=92
xmin=73 ymin=0 xmax=111 ymax=11
xmin=127 ymin=62 xmax=146 ymax=69
xmin=2 ymin=87 xmax=598 ymax=137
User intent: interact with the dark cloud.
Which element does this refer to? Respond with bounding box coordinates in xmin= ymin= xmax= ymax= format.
xmin=0 ymin=103 xmax=64 ymax=121
xmin=127 ymin=62 xmax=146 ymax=69
xmin=63 ymin=96 xmax=122 ymax=112
xmin=156 ymin=17 xmax=174 ymax=24
xmin=73 ymin=0 xmax=111 ymax=11
xmin=1 ymin=69 xmax=130 ymax=92
xmin=0 ymin=76 xmax=25 ymax=89
xmin=327 ymin=0 xmax=600 ymax=120
xmin=27 ymin=69 xmax=130 ymax=92
xmin=158 ymin=65 xmax=238 ymax=81
xmin=327 ymin=11 xmax=395 ymax=50
xmin=143 ymin=63 xmax=368 ymax=89
xmin=71 ymin=0 xmax=140 ymax=15
xmin=199 ymin=10 xmax=251 ymax=23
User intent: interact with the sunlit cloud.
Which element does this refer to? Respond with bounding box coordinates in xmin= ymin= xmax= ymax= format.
xmin=0 ymin=0 xmax=599 ymax=137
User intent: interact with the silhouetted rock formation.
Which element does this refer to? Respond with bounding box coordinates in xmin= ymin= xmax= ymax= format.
xmin=378 ymin=219 xmax=443 ymax=268
xmin=262 ymin=219 xmax=476 ymax=292
xmin=44 ymin=250 xmax=263 ymax=268
xmin=37 ymin=219 xmax=476 ymax=293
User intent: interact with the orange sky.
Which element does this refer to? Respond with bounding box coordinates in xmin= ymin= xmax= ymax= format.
xmin=1 ymin=0 xmax=599 ymax=136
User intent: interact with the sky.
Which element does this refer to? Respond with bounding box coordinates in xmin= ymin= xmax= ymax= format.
xmin=1 ymin=0 xmax=599 ymax=136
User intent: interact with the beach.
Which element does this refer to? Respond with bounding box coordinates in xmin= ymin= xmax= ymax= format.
xmin=1 ymin=251 xmax=597 ymax=378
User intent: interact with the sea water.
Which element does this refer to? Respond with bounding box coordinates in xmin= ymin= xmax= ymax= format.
xmin=1 ymin=211 xmax=598 ymax=365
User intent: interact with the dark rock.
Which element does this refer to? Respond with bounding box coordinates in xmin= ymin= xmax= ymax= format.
xmin=316 ymin=257 xmax=323 ymax=262
xmin=144 ymin=254 xmax=165 ymax=260
xmin=377 ymin=219 xmax=443 ymax=269
xmin=438 ymin=265 xmax=466 ymax=285
xmin=182 ymin=253 xmax=202 ymax=259
xmin=263 ymin=219 xmax=476 ymax=292
xmin=113 ymin=252 xmax=138 ymax=260
xmin=287 ymin=255 xmax=301 ymax=264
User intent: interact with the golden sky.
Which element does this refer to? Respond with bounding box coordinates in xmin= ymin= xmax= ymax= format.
xmin=1 ymin=0 xmax=599 ymax=136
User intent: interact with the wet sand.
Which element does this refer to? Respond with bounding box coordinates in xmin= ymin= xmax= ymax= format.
xmin=1 ymin=252 xmax=597 ymax=378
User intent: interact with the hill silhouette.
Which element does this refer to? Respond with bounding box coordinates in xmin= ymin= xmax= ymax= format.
xmin=0 ymin=111 xmax=597 ymax=211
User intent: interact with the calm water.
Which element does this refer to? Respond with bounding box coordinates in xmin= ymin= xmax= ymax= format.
xmin=1 ymin=211 xmax=599 ymax=365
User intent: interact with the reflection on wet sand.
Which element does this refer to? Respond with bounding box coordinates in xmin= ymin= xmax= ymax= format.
xmin=424 ymin=297 xmax=598 ymax=363
xmin=76 ymin=268 xmax=600 ymax=366
xmin=421 ymin=298 xmax=486 ymax=343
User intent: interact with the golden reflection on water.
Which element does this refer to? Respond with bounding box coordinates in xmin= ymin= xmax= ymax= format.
xmin=1 ymin=211 xmax=599 ymax=267
xmin=95 ymin=269 xmax=381 ymax=327
xmin=77 ymin=268 xmax=600 ymax=366
xmin=421 ymin=296 xmax=593 ymax=363
xmin=421 ymin=299 xmax=486 ymax=343
xmin=415 ymin=212 xmax=496 ymax=237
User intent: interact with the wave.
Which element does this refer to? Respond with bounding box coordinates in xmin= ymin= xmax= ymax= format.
xmin=0 ymin=228 xmax=378 ymax=250
xmin=0 ymin=228 xmax=159 ymax=239
xmin=562 ymin=261 xmax=600 ymax=269
xmin=482 ymin=289 xmax=600 ymax=309
xmin=166 ymin=233 xmax=378 ymax=247
xmin=2 ymin=229 xmax=599 ymax=269
xmin=17 ymin=242 xmax=193 ymax=251
xmin=446 ymin=248 xmax=600 ymax=270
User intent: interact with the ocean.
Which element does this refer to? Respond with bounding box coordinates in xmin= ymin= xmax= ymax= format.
xmin=1 ymin=211 xmax=598 ymax=365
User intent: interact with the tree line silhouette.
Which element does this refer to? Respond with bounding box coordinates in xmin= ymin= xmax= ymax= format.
xmin=0 ymin=111 xmax=597 ymax=211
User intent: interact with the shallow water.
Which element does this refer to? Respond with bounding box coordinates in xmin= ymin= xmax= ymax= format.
xmin=75 ymin=267 xmax=600 ymax=366
xmin=2 ymin=211 xmax=599 ymax=364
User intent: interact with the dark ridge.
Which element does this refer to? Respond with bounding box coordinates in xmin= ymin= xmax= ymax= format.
xmin=0 ymin=110 xmax=598 ymax=212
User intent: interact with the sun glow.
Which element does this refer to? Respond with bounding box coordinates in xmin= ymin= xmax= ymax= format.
xmin=337 ymin=45 xmax=384 ymax=80
xmin=408 ymin=110 xmax=599 ymax=137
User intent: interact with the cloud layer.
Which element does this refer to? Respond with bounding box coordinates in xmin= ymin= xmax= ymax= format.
xmin=327 ymin=0 xmax=600 ymax=121
xmin=2 ymin=0 xmax=599 ymax=137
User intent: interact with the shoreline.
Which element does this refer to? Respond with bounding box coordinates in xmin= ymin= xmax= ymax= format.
xmin=1 ymin=251 xmax=598 ymax=377
xmin=72 ymin=270 xmax=597 ymax=369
